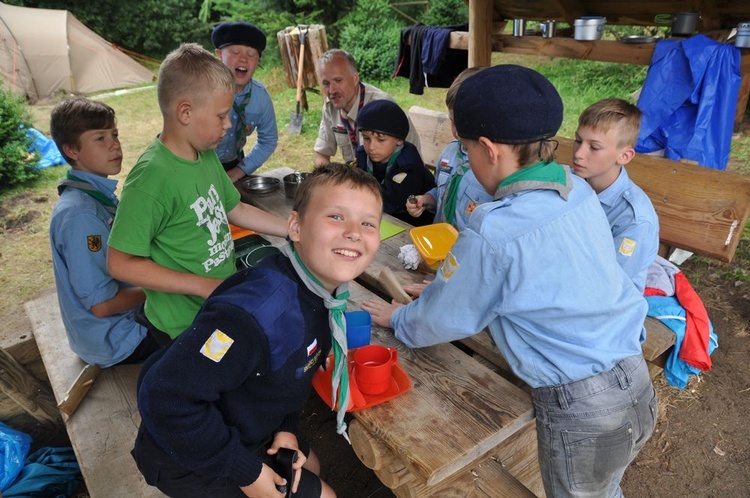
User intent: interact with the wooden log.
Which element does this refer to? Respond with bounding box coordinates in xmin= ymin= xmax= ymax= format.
xmin=377 ymin=463 xmax=418 ymax=489
xmin=0 ymin=347 xmax=60 ymax=425
xmin=349 ymin=419 xmax=389 ymax=470
xmin=392 ymin=468 xmax=475 ymax=498
xmin=378 ymin=268 xmax=413 ymax=304
xmin=58 ymin=363 xmax=102 ymax=419
xmin=468 ymin=0 xmax=493 ymax=67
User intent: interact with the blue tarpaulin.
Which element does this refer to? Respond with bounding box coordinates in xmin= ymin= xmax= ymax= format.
xmin=26 ymin=127 xmax=67 ymax=169
xmin=636 ymin=34 xmax=741 ymax=171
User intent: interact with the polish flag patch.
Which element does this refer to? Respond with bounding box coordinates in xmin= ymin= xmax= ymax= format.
xmin=307 ymin=338 xmax=318 ymax=356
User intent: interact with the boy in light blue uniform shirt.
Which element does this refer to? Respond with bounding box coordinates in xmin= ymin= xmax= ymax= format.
xmin=49 ymin=98 xmax=160 ymax=367
xmin=364 ymin=66 xmax=657 ymax=498
xmin=212 ymin=21 xmax=278 ymax=182
xmin=406 ymin=67 xmax=492 ymax=231
xmin=572 ymin=98 xmax=659 ymax=292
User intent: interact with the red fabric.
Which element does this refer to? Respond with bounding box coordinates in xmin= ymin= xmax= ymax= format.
xmin=674 ymin=272 xmax=712 ymax=371
xmin=644 ymin=287 xmax=667 ymax=297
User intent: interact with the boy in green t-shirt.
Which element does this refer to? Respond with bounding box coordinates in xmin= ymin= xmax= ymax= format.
xmin=108 ymin=43 xmax=287 ymax=341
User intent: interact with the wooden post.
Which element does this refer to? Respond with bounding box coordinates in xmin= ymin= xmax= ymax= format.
xmin=0 ymin=347 xmax=60 ymax=425
xmin=468 ymin=0 xmax=492 ymax=68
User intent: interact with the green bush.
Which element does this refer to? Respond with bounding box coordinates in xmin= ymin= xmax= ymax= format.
xmin=0 ymin=90 xmax=39 ymax=192
xmin=338 ymin=0 xmax=405 ymax=81
xmin=418 ymin=0 xmax=468 ymax=26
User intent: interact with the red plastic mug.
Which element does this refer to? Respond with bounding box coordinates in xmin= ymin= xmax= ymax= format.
xmin=353 ymin=345 xmax=398 ymax=395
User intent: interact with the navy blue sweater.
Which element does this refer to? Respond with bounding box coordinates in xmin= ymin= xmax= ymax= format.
xmin=136 ymin=254 xmax=330 ymax=487
xmin=356 ymin=141 xmax=435 ymax=226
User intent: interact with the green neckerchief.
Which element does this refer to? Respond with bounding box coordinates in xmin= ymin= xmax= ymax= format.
xmin=279 ymin=243 xmax=352 ymax=443
xmin=494 ymin=161 xmax=571 ymax=201
xmin=57 ymin=171 xmax=117 ymax=215
xmin=366 ymin=144 xmax=404 ymax=182
xmin=233 ymin=84 xmax=253 ymax=158
xmin=441 ymin=145 xmax=469 ymax=225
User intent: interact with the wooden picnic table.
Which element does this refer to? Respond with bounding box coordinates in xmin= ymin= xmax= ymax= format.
xmin=238 ymin=168 xmax=542 ymax=497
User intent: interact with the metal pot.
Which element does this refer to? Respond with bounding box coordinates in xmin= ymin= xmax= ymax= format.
xmin=671 ymin=12 xmax=700 ymax=36
xmin=512 ymin=19 xmax=526 ymax=37
xmin=736 ymin=22 xmax=750 ymax=48
xmin=574 ymin=17 xmax=606 ymax=41
xmin=541 ymin=20 xmax=556 ymax=39
xmin=283 ymin=172 xmax=309 ymax=199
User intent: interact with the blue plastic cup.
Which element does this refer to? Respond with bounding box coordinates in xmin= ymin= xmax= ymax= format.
xmin=345 ymin=311 xmax=371 ymax=350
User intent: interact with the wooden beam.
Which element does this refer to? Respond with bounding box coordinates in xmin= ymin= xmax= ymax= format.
xmin=0 ymin=347 xmax=60 ymax=425
xmin=468 ymin=0 xmax=493 ymax=67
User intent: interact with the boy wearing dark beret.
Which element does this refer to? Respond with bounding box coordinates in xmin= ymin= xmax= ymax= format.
xmin=363 ymin=65 xmax=657 ymax=498
xmin=354 ymin=99 xmax=435 ymax=225
xmin=212 ymin=21 xmax=278 ymax=182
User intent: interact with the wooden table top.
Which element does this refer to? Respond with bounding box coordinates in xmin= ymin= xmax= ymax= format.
xmin=241 ymin=169 xmax=534 ymax=486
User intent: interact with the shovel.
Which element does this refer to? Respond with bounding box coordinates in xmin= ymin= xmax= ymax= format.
xmin=288 ymin=26 xmax=307 ymax=135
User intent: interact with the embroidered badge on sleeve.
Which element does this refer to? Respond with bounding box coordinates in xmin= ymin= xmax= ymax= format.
xmin=392 ymin=172 xmax=407 ymax=184
xmin=201 ymin=329 xmax=234 ymax=362
xmin=441 ymin=251 xmax=459 ymax=280
xmin=618 ymin=237 xmax=637 ymax=257
xmin=87 ymin=235 xmax=102 ymax=252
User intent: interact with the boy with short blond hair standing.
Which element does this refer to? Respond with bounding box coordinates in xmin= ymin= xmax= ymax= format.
xmin=108 ymin=43 xmax=287 ymax=341
xmin=572 ymin=98 xmax=659 ymax=291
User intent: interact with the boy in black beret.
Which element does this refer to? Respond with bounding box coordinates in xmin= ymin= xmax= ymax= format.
xmin=212 ymin=21 xmax=278 ymax=181
xmin=363 ymin=65 xmax=656 ymax=498
xmin=354 ymin=99 xmax=435 ymax=225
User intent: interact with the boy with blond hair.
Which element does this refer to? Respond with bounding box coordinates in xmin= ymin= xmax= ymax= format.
xmin=133 ymin=163 xmax=382 ymax=498
xmin=50 ymin=97 xmax=159 ymax=366
xmin=572 ymin=98 xmax=659 ymax=291
xmin=406 ymin=67 xmax=492 ymax=231
xmin=108 ymin=43 xmax=287 ymax=342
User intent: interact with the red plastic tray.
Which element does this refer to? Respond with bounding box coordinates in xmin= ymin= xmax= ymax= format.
xmin=312 ymin=350 xmax=412 ymax=412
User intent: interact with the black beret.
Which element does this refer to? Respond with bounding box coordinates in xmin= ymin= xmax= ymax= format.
xmin=454 ymin=65 xmax=563 ymax=144
xmin=356 ymin=100 xmax=409 ymax=140
xmin=211 ymin=22 xmax=267 ymax=54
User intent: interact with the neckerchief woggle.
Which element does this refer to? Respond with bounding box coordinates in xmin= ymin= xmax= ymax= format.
xmin=339 ymin=83 xmax=366 ymax=153
xmin=440 ymin=144 xmax=469 ymax=225
xmin=279 ymin=243 xmax=352 ymax=443
xmin=57 ymin=171 xmax=117 ymax=215
xmin=233 ymin=84 xmax=253 ymax=159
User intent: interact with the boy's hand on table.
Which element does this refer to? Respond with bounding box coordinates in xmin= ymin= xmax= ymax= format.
xmin=402 ymin=280 xmax=432 ymax=298
xmin=240 ymin=463 xmax=286 ymax=497
xmin=227 ymin=166 xmax=247 ymax=183
xmin=361 ymin=298 xmax=404 ymax=328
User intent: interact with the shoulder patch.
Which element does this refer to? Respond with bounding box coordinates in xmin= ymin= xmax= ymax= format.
xmin=201 ymin=329 xmax=234 ymax=362
xmin=440 ymin=251 xmax=459 ymax=280
xmin=392 ymin=172 xmax=407 ymax=184
xmin=439 ymin=159 xmax=451 ymax=172
xmin=87 ymin=235 xmax=102 ymax=252
xmin=619 ymin=237 xmax=637 ymax=257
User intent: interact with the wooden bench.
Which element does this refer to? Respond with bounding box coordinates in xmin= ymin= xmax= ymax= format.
xmin=409 ymin=104 xmax=750 ymax=377
xmin=25 ymin=291 xmax=165 ymax=498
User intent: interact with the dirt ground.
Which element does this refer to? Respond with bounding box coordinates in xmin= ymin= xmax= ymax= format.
xmin=289 ymin=244 xmax=750 ymax=497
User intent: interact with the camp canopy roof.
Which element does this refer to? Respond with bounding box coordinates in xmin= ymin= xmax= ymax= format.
xmin=0 ymin=1 xmax=154 ymax=103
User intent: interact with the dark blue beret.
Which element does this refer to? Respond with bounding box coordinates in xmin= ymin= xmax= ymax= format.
xmin=211 ymin=22 xmax=267 ymax=54
xmin=356 ymin=100 xmax=409 ymax=140
xmin=454 ymin=65 xmax=563 ymax=144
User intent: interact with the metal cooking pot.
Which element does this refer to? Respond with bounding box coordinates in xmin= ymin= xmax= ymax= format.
xmin=574 ymin=17 xmax=606 ymax=41
xmin=283 ymin=172 xmax=309 ymax=199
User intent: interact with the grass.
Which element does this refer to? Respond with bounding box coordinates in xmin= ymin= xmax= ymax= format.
xmin=1 ymin=55 xmax=749 ymax=340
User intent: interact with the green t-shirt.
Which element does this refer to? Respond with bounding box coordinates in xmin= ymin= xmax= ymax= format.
xmin=109 ymin=138 xmax=241 ymax=338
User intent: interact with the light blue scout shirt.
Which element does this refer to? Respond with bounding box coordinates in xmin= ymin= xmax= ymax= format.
xmin=427 ymin=140 xmax=493 ymax=231
xmin=391 ymin=162 xmax=647 ymax=388
xmin=597 ymin=166 xmax=659 ymax=293
xmin=215 ymin=79 xmax=278 ymax=175
xmin=50 ymin=170 xmax=146 ymax=367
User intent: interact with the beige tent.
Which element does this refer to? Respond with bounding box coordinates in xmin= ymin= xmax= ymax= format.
xmin=0 ymin=2 xmax=154 ymax=103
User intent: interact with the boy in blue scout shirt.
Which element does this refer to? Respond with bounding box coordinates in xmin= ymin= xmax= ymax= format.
xmin=49 ymin=98 xmax=160 ymax=366
xmin=572 ymin=98 xmax=659 ymax=292
xmin=108 ymin=44 xmax=287 ymax=342
xmin=132 ymin=164 xmax=383 ymax=498
xmin=212 ymin=21 xmax=278 ymax=182
xmin=363 ymin=65 xmax=657 ymax=498
xmin=405 ymin=67 xmax=492 ymax=231
xmin=354 ymin=99 xmax=435 ymax=225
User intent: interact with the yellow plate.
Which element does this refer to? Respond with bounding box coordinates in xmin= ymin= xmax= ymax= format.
xmin=409 ymin=223 xmax=459 ymax=269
